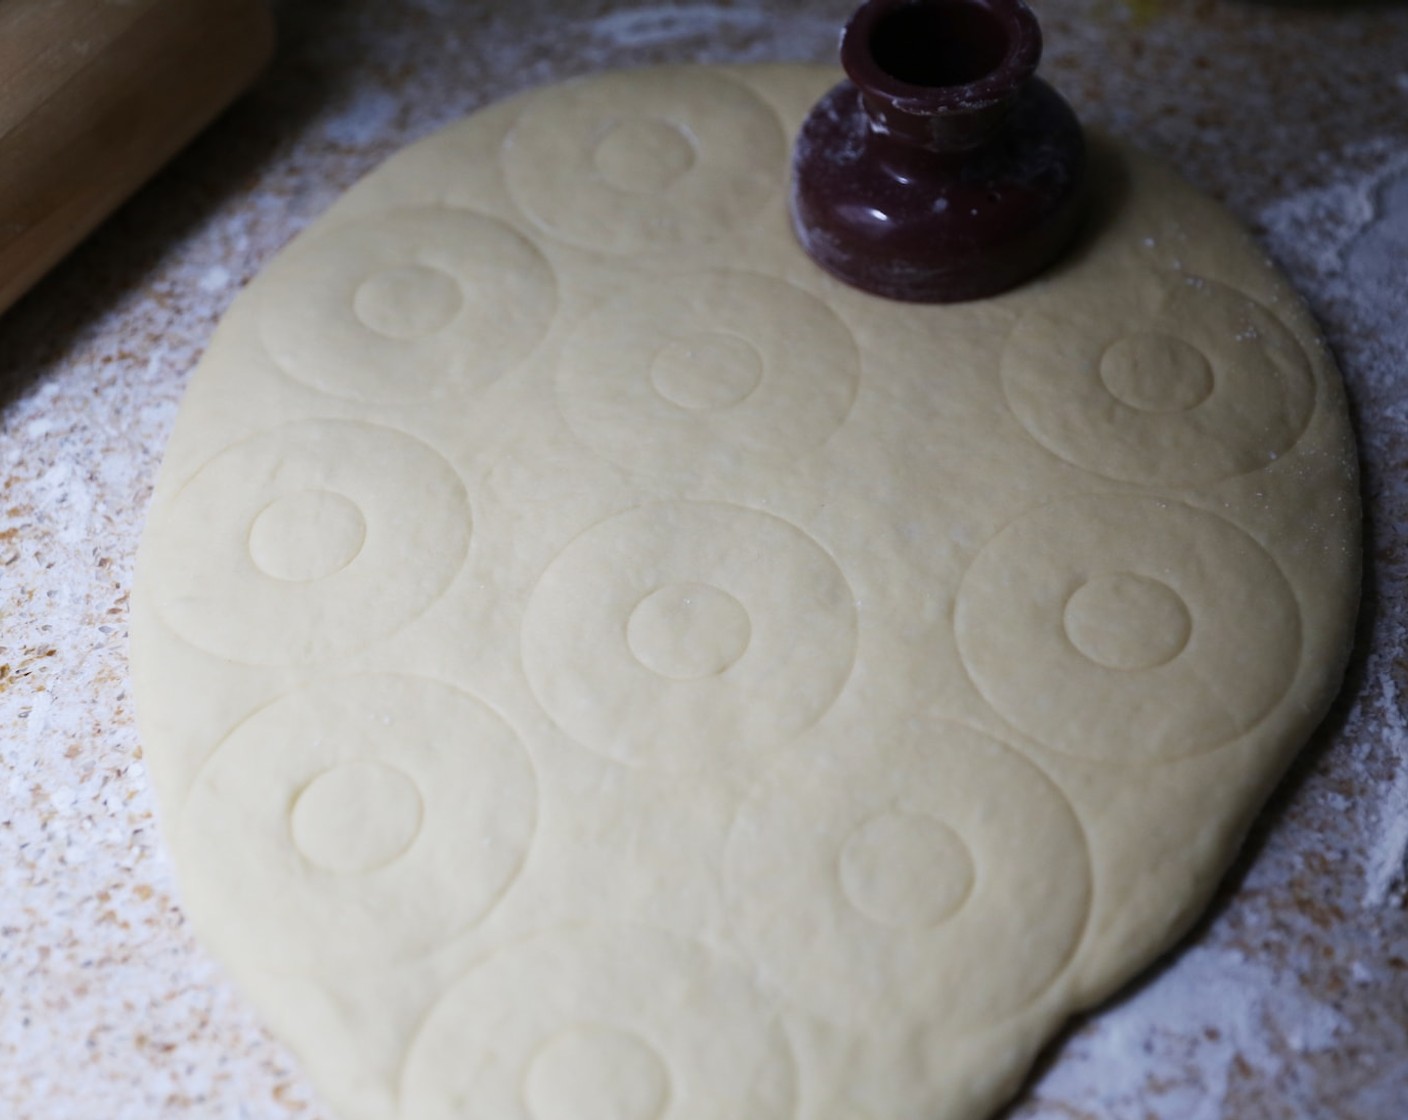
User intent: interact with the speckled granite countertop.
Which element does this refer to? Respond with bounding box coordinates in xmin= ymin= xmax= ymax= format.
xmin=2 ymin=1 xmax=1407 ymax=1117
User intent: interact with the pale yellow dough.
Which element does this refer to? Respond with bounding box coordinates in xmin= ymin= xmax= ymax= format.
xmin=131 ymin=65 xmax=1360 ymax=1120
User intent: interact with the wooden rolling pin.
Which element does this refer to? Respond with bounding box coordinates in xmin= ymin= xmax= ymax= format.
xmin=0 ymin=0 xmax=274 ymax=315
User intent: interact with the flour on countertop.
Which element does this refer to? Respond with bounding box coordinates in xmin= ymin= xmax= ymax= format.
xmin=1035 ymin=947 xmax=1345 ymax=1120
xmin=577 ymin=5 xmax=838 ymax=61
xmin=1259 ymin=149 xmax=1408 ymax=911
xmin=1259 ymin=144 xmax=1408 ymax=378
xmin=584 ymin=4 xmax=777 ymax=48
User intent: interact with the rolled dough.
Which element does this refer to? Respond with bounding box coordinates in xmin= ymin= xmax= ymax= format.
xmin=130 ymin=64 xmax=1360 ymax=1120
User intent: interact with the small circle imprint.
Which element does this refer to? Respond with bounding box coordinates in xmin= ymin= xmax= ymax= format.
xmin=247 ymin=489 xmax=367 ymax=583
xmin=525 ymin=1026 xmax=670 ymax=1120
xmin=1062 ymin=572 xmax=1192 ymax=671
xmin=290 ymin=760 xmax=423 ymax=874
xmin=649 ymin=332 xmax=763 ymax=411
xmin=838 ymin=811 xmax=974 ymax=929
xmin=592 ymin=118 xmax=696 ymax=193
xmin=352 ymin=264 xmax=463 ymax=339
xmin=1098 ymin=333 xmax=1213 ymax=414
xmin=626 ymin=582 xmax=752 ymax=680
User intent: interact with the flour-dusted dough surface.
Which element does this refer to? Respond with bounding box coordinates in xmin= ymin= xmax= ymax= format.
xmin=129 ymin=64 xmax=1360 ymax=1120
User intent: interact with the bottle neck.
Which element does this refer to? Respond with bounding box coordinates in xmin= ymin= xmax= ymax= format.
xmin=858 ymin=88 xmax=1019 ymax=153
xmin=841 ymin=0 xmax=1041 ymax=153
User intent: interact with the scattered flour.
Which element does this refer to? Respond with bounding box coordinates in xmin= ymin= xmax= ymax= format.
xmin=584 ymin=4 xmax=775 ymax=48
xmin=3 ymin=2 xmax=1405 ymax=1116
xmin=322 ymin=88 xmax=400 ymax=148
xmin=1260 ymin=149 xmax=1408 ymax=911
xmin=576 ymin=4 xmax=838 ymax=64
xmin=1035 ymin=948 xmax=1345 ymax=1120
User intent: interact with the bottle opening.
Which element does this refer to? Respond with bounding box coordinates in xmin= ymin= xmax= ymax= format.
xmin=868 ymin=0 xmax=1010 ymax=88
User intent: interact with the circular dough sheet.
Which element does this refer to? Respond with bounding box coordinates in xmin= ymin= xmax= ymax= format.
xmin=131 ymin=65 xmax=1359 ymax=1120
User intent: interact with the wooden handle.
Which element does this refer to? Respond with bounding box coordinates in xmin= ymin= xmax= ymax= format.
xmin=0 ymin=0 xmax=274 ymax=315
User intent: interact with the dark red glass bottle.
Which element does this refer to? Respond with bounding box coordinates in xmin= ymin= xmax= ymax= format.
xmin=791 ymin=0 xmax=1085 ymax=303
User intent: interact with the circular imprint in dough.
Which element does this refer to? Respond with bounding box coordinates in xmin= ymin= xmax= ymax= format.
xmin=522 ymin=503 xmax=856 ymax=769
xmin=838 ymin=811 xmax=974 ymax=929
xmin=525 ymin=1026 xmax=670 ymax=1120
xmin=401 ymin=926 xmax=795 ymax=1120
xmin=247 ymin=489 xmax=367 ymax=583
xmin=353 ymin=264 xmax=463 ymax=338
xmin=178 ymin=675 xmax=536 ymax=969
xmin=955 ymin=496 xmax=1302 ymax=762
xmin=503 ymin=68 xmax=785 ymax=252
xmin=148 ymin=420 xmax=470 ymax=665
xmin=1063 ymin=573 xmax=1192 ymax=670
xmin=649 ymin=331 xmax=764 ymax=411
xmin=290 ymin=760 xmax=423 ymax=874
xmin=558 ymin=271 xmax=860 ymax=478
xmin=592 ymin=118 xmax=696 ymax=193
xmin=626 ymin=582 xmax=752 ymax=680
xmin=1001 ymin=274 xmax=1315 ymax=485
xmin=258 ymin=207 xmax=555 ymax=403
xmin=725 ymin=720 xmax=1089 ymax=1029
xmin=1099 ymin=333 xmax=1214 ymax=413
